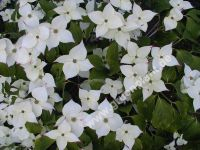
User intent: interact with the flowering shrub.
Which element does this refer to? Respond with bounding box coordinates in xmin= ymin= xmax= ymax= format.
xmin=0 ymin=0 xmax=200 ymax=149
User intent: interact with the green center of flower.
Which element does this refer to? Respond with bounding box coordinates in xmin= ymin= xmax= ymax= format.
xmin=104 ymin=118 xmax=108 ymax=123
xmin=71 ymin=117 xmax=77 ymax=122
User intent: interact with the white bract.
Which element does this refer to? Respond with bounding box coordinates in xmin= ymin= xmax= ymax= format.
xmin=55 ymin=41 xmax=93 ymax=79
xmin=88 ymin=3 xmax=124 ymax=37
xmin=126 ymin=3 xmax=156 ymax=32
xmin=110 ymin=0 xmax=132 ymax=11
xmin=85 ymin=99 xmax=123 ymax=137
xmin=101 ymin=78 xmax=123 ymax=99
xmin=45 ymin=15 xmax=74 ymax=50
xmin=142 ymin=70 xmax=168 ymax=100
xmin=164 ymin=8 xmax=183 ymax=31
xmin=45 ymin=120 xmax=79 ymax=150
xmin=79 ymin=89 xmax=101 ymax=110
xmin=54 ymin=0 xmax=86 ymax=23
xmin=169 ymin=0 xmax=193 ymax=11
xmin=56 ymin=100 xmax=88 ymax=137
xmin=151 ymin=43 xmax=179 ymax=69
xmin=116 ymin=124 xmax=142 ymax=149
xmin=121 ymin=41 xmax=151 ymax=65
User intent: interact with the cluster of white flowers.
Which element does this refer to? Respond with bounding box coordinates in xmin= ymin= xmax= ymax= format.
xmin=164 ymin=0 xmax=193 ymax=31
xmin=164 ymin=132 xmax=187 ymax=150
xmin=181 ymin=64 xmax=200 ymax=111
xmin=0 ymin=0 xmax=194 ymax=149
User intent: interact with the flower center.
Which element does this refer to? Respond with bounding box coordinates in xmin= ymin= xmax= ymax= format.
xmin=53 ymin=29 xmax=58 ymax=34
xmin=28 ymin=14 xmax=32 ymax=18
xmin=73 ymin=59 xmax=77 ymax=63
xmin=71 ymin=117 xmax=77 ymax=122
xmin=104 ymin=19 xmax=108 ymax=23
xmin=103 ymin=118 xmax=108 ymax=123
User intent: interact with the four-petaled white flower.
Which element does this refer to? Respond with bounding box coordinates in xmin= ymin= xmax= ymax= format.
xmin=45 ymin=15 xmax=74 ymax=50
xmin=54 ymin=0 xmax=86 ymax=23
xmin=116 ymin=124 xmax=142 ymax=149
xmin=85 ymin=99 xmax=123 ymax=137
xmin=56 ymin=100 xmax=88 ymax=137
xmin=88 ymin=3 xmax=124 ymax=37
xmin=45 ymin=120 xmax=79 ymax=150
xmin=151 ymin=43 xmax=179 ymax=69
xmin=101 ymin=78 xmax=123 ymax=99
xmin=55 ymin=41 xmax=93 ymax=79
xmin=126 ymin=3 xmax=157 ymax=32
xmin=79 ymin=88 xmax=101 ymax=110
xmin=164 ymin=8 xmax=183 ymax=31
xmin=142 ymin=70 xmax=168 ymax=100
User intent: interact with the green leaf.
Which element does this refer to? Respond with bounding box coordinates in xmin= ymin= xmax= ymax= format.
xmin=34 ymin=136 xmax=54 ymax=150
xmin=152 ymin=98 xmax=178 ymax=132
xmin=106 ymin=42 xmax=120 ymax=75
xmin=0 ymin=63 xmax=10 ymax=76
xmin=39 ymin=0 xmax=56 ymax=13
xmin=25 ymin=122 xmax=42 ymax=134
xmin=152 ymin=0 xmax=171 ymax=12
xmin=183 ymin=17 xmax=200 ymax=41
xmin=162 ymin=67 xmax=177 ymax=83
xmin=88 ymin=55 xmax=105 ymax=70
xmin=69 ymin=22 xmax=83 ymax=43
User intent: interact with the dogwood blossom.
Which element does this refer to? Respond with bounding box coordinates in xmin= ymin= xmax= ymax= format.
xmin=88 ymin=3 xmax=124 ymax=37
xmin=54 ymin=0 xmax=86 ymax=23
xmin=151 ymin=43 xmax=179 ymax=69
xmin=164 ymin=8 xmax=183 ymax=31
xmin=45 ymin=120 xmax=79 ymax=150
xmin=169 ymin=0 xmax=193 ymax=10
xmin=126 ymin=3 xmax=156 ymax=32
xmin=85 ymin=99 xmax=123 ymax=137
xmin=116 ymin=124 xmax=142 ymax=149
xmin=101 ymin=78 xmax=123 ymax=99
xmin=79 ymin=88 xmax=101 ymax=110
xmin=56 ymin=100 xmax=88 ymax=137
xmin=142 ymin=70 xmax=168 ymax=100
xmin=55 ymin=41 xmax=93 ymax=79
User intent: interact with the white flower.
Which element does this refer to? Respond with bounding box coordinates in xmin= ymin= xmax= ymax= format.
xmin=151 ymin=43 xmax=179 ymax=69
xmin=120 ymin=63 xmax=148 ymax=90
xmin=104 ymin=20 xmax=131 ymax=49
xmin=18 ymin=0 xmax=36 ymax=7
xmin=126 ymin=3 xmax=156 ymax=32
xmin=0 ymin=39 xmax=8 ymax=64
xmin=56 ymin=100 xmax=88 ymax=137
xmin=21 ymin=24 xmax=50 ymax=54
xmin=18 ymin=4 xmax=39 ymax=30
xmin=164 ymin=8 xmax=183 ymax=31
xmin=8 ymin=101 xmax=37 ymax=126
xmin=12 ymin=79 xmax=29 ymax=98
xmin=45 ymin=15 xmax=74 ymax=50
xmin=79 ymin=88 xmax=100 ymax=110
xmin=182 ymin=64 xmax=200 ymax=88
xmin=23 ymin=59 xmax=46 ymax=81
xmin=11 ymin=125 xmax=30 ymax=141
xmin=187 ymin=78 xmax=200 ymax=111
xmin=0 ymin=9 xmax=14 ymax=22
xmin=55 ymin=41 xmax=93 ymax=79
xmin=121 ymin=41 xmax=151 ymax=64
xmin=164 ymin=141 xmax=176 ymax=150
xmin=29 ymin=73 xmax=56 ymax=102
xmin=85 ymin=99 xmax=123 ymax=137
xmin=54 ymin=0 xmax=86 ymax=23
xmin=46 ymin=120 xmax=79 ymax=150
xmin=169 ymin=0 xmax=193 ymax=11
xmin=101 ymin=78 xmax=123 ymax=99
xmin=88 ymin=3 xmax=124 ymax=37
xmin=142 ymin=70 xmax=168 ymax=100
xmin=110 ymin=0 xmax=132 ymax=11
xmin=0 ymin=126 xmax=14 ymax=146
xmin=116 ymin=124 xmax=142 ymax=149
